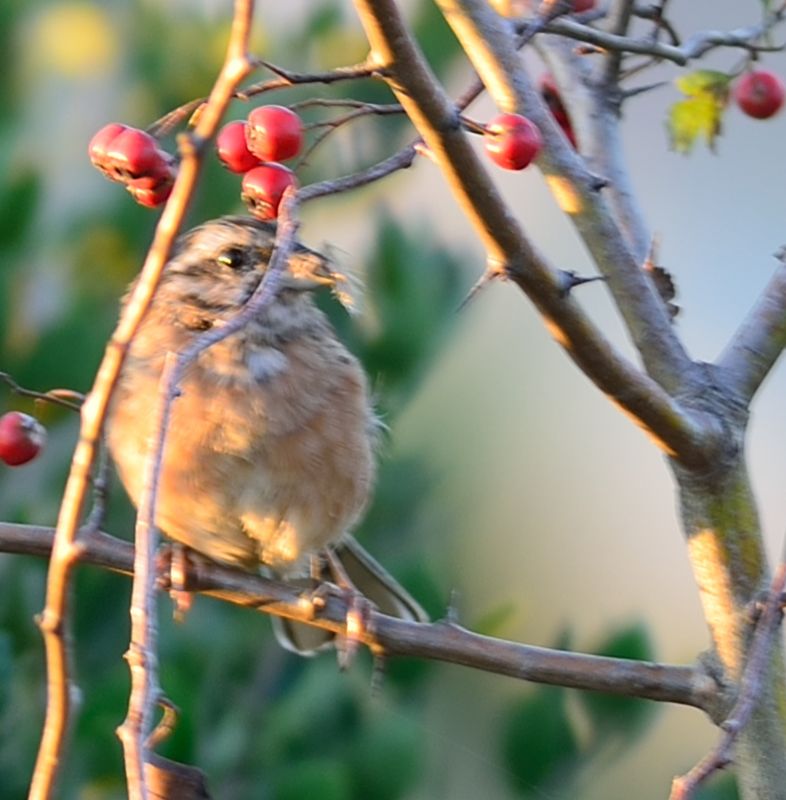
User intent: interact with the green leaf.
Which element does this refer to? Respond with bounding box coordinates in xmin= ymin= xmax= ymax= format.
xmin=578 ymin=622 xmax=656 ymax=742
xmin=667 ymin=70 xmax=731 ymax=153
xmin=500 ymin=687 xmax=579 ymax=796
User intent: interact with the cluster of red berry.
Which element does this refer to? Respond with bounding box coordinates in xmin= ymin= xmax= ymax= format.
xmin=734 ymin=69 xmax=784 ymax=120
xmin=88 ymin=105 xmax=304 ymax=219
xmin=216 ymin=105 xmax=302 ymax=219
xmin=0 ymin=412 xmax=46 ymax=467
xmin=89 ymin=125 xmax=176 ymax=208
xmin=89 ymin=64 xmax=782 ymax=215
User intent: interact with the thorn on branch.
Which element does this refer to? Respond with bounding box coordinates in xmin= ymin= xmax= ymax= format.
xmin=621 ymin=80 xmax=668 ymax=101
xmin=443 ymin=588 xmax=462 ymax=626
xmin=589 ymin=174 xmax=609 ymax=191
xmin=557 ymin=270 xmax=607 ymax=298
xmin=457 ymin=264 xmax=506 ymax=311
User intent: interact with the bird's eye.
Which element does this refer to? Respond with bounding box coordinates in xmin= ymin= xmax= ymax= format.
xmin=216 ymin=247 xmax=246 ymax=270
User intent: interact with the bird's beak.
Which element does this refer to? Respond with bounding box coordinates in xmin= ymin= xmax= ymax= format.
xmin=285 ymin=249 xmax=341 ymax=290
xmin=281 ymin=248 xmax=354 ymax=310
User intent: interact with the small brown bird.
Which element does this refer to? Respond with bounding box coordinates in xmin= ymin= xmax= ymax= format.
xmin=107 ymin=215 xmax=425 ymax=652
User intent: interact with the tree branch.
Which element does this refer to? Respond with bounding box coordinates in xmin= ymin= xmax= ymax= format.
xmin=350 ymin=0 xmax=720 ymax=466
xmin=0 ymin=522 xmax=721 ymax=715
xmin=29 ymin=2 xmax=258 ymax=798
xmin=238 ymin=60 xmax=380 ymax=100
xmin=438 ymin=0 xmax=692 ymax=393
xmin=718 ymin=254 xmax=786 ymax=405
xmin=536 ymin=35 xmax=652 ymax=261
xmin=600 ymin=0 xmax=636 ymax=86
xmin=528 ymin=12 xmax=786 ymax=67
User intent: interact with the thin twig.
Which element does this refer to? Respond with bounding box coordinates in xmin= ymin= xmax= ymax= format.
xmin=82 ymin=441 xmax=111 ymax=536
xmin=147 ymin=62 xmax=381 ymax=137
xmin=300 ymin=146 xmax=417 ymax=202
xmin=0 ymin=522 xmax=722 ymax=715
xmin=237 ymin=60 xmax=380 ymax=101
xmin=112 ymin=3 xmax=259 ymax=799
xmin=669 ymin=556 xmax=786 ymax=799
xmin=528 ymin=11 xmax=786 ymax=67
xmin=117 ymin=352 xmax=176 ymax=800
xmin=29 ymin=2 xmax=258 ymax=799
xmin=292 ymin=98 xmax=402 ymax=113
xmin=600 ymin=0 xmax=636 ymax=86
xmin=0 ymin=372 xmax=83 ymax=413
xmin=641 ymin=0 xmax=678 ymax=46
xmin=295 ymin=102 xmax=405 ymax=167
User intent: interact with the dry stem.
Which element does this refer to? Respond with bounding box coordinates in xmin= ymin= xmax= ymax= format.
xmin=529 ymin=11 xmax=786 ymax=66
xmin=0 ymin=522 xmax=722 ymax=716
xmin=112 ymin=3 xmax=259 ymax=799
xmin=29 ymin=2 xmax=257 ymax=798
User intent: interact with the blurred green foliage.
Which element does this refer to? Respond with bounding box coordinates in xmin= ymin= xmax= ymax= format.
xmin=0 ymin=2 xmax=711 ymax=799
xmin=499 ymin=623 xmax=660 ymax=799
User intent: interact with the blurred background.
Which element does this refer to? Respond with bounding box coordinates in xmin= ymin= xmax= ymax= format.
xmin=1 ymin=1 xmax=785 ymax=798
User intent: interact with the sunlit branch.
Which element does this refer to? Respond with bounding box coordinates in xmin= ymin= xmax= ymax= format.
xmin=718 ymin=255 xmax=786 ymax=404
xmin=439 ymin=0 xmax=691 ymax=391
xmin=0 ymin=523 xmax=722 ymax=716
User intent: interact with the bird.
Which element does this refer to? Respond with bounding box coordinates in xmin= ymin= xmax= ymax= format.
xmin=106 ymin=215 xmax=426 ymax=652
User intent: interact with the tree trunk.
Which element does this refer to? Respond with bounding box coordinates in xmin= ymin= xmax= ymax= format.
xmin=674 ymin=447 xmax=786 ymax=799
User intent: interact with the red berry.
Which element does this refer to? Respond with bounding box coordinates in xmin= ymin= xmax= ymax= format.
xmin=88 ymin=123 xmax=128 ymax=169
xmin=245 ymin=106 xmax=303 ymax=162
xmin=0 ymin=412 xmax=46 ymax=466
xmin=125 ymin=152 xmax=175 ymax=186
xmin=241 ymin=164 xmax=298 ymax=220
xmin=572 ymin=0 xmax=595 ymax=11
xmin=484 ymin=113 xmax=542 ymax=170
xmin=559 ymin=119 xmax=577 ymax=148
xmin=127 ymin=178 xmax=174 ymax=208
xmin=105 ymin=127 xmax=166 ymax=180
xmin=540 ymin=73 xmax=570 ymax=128
xmin=216 ymin=121 xmax=261 ymax=173
xmin=734 ymin=70 xmax=785 ymax=119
